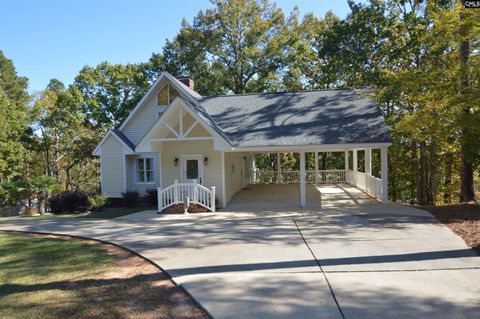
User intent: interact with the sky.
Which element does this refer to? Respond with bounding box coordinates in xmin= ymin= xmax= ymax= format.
xmin=0 ymin=0 xmax=353 ymax=93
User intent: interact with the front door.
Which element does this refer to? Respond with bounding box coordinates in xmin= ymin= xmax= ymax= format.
xmin=181 ymin=155 xmax=203 ymax=184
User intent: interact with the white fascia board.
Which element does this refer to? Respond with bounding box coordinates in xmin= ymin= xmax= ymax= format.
xmin=119 ymin=72 xmax=200 ymax=131
xmin=136 ymin=98 xmax=232 ymax=152
xmin=92 ymin=130 xmax=114 ymax=156
xmin=92 ymin=130 xmax=135 ymax=156
xmin=230 ymin=142 xmax=392 ymax=153
xmin=135 ymin=97 xmax=182 ymax=152
xmin=164 ymin=73 xmax=201 ymax=102
xmin=118 ymin=73 xmax=166 ymax=131
xmin=178 ymin=99 xmax=232 ymax=149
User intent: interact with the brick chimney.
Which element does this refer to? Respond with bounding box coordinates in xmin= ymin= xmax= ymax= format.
xmin=177 ymin=77 xmax=194 ymax=90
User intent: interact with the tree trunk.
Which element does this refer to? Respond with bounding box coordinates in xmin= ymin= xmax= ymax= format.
xmin=37 ymin=195 xmax=45 ymax=215
xmin=460 ymin=149 xmax=475 ymax=202
xmin=427 ymin=141 xmax=436 ymax=206
xmin=42 ymin=129 xmax=52 ymax=177
xmin=53 ymin=136 xmax=60 ymax=181
xmin=443 ymin=150 xmax=454 ymax=203
xmin=412 ymin=141 xmax=421 ymax=204
xmin=459 ymin=1 xmax=475 ymax=202
xmin=391 ymin=166 xmax=397 ymax=202
xmin=418 ymin=141 xmax=427 ymax=205
xmin=66 ymin=164 xmax=72 ymax=191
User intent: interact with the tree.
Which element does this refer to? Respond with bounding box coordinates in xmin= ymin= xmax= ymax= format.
xmin=0 ymin=180 xmax=27 ymax=207
xmin=282 ymin=11 xmax=341 ymax=90
xmin=74 ymin=62 xmax=150 ymax=130
xmin=0 ymin=51 xmax=30 ymax=181
xmin=33 ymin=80 xmax=86 ymax=181
xmin=0 ymin=51 xmax=29 ymax=107
xmin=29 ymin=176 xmax=59 ymax=214
xmin=458 ymin=0 xmax=479 ymax=202
xmin=165 ymin=0 xmax=290 ymax=94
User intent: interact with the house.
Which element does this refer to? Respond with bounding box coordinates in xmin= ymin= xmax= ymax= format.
xmin=93 ymin=72 xmax=392 ymax=212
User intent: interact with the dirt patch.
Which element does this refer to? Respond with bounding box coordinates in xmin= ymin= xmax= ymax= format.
xmin=6 ymin=231 xmax=210 ymax=319
xmin=420 ymin=204 xmax=480 ymax=253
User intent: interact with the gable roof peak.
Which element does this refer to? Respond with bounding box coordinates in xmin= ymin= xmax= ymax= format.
xmin=118 ymin=71 xmax=202 ymax=131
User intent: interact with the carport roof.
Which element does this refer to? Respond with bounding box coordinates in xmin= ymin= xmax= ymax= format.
xmin=196 ymin=88 xmax=392 ymax=148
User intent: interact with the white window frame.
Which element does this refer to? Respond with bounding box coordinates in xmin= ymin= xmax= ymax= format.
xmin=157 ymin=84 xmax=179 ymax=106
xmin=136 ymin=157 xmax=155 ymax=184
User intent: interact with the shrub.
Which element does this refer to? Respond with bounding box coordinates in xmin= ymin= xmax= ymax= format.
xmin=122 ymin=191 xmax=139 ymax=207
xmin=49 ymin=191 xmax=89 ymax=214
xmin=144 ymin=188 xmax=158 ymax=206
xmin=0 ymin=180 xmax=27 ymax=207
xmin=88 ymin=193 xmax=109 ymax=211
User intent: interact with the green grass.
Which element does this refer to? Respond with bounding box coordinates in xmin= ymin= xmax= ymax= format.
xmin=0 ymin=207 xmax=148 ymax=221
xmin=0 ymin=232 xmax=115 ymax=319
xmin=0 ymin=232 xmax=208 ymax=319
xmin=82 ymin=207 xmax=148 ymax=218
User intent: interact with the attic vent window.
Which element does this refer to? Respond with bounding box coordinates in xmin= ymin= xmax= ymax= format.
xmin=157 ymin=84 xmax=179 ymax=106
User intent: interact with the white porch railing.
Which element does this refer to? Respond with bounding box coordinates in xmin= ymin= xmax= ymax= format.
xmin=345 ymin=169 xmax=383 ymax=200
xmin=158 ymin=179 xmax=216 ymax=213
xmin=252 ymin=170 xmax=345 ymax=184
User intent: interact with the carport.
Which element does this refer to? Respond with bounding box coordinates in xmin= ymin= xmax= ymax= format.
xmin=225 ymin=183 xmax=378 ymax=212
xmin=237 ymin=147 xmax=389 ymax=209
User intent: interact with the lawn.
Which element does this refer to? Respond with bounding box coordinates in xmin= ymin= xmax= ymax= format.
xmin=0 ymin=232 xmax=208 ymax=319
xmin=0 ymin=207 xmax=149 ymax=221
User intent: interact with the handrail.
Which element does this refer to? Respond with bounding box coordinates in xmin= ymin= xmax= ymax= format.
xmin=158 ymin=179 xmax=216 ymax=213
xmin=252 ymin=169 xmax=346 ymax=184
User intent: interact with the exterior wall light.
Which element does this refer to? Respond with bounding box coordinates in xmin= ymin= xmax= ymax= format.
xmin=174 ymin=158 xmax=179 ymax=166
xmin=204 ymin=157 xmax=208 ymax=166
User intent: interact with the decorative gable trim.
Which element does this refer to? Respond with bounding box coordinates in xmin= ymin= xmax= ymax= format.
xmin=135 ymin=98 xmax=232 ymax=152
xmin=118 ymin=72 xmax=201 ymax=131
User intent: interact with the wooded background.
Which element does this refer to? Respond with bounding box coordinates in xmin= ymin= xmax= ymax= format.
xmin=0 ymin=0 xmax=478 ymax=206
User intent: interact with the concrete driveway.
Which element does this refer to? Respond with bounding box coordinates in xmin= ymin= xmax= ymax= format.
xmin=1 ymin=187 xmax=480 ymax=318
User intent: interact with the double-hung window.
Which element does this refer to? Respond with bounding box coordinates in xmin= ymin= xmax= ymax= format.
xmin=137 ymin=158 xmax=154 ymax=183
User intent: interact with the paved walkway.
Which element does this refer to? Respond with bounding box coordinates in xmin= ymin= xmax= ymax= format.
xmin=1 ymin=186 xmax=480 ymax=318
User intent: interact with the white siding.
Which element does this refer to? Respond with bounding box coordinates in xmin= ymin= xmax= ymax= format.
xmin=120 ymin=81 xmax=194 ymax=146
xmin=121 ymin=94 xmax=159 ymax=145
xmin=160 ymin=140 xmax=225 ymax=207
xmin=125 ymin=153 xmax=161 ymax=196
xmin=101 ymin=135 xmax=125 ymax=198
xmin=223 ymin=152 xmax=250 ymax=204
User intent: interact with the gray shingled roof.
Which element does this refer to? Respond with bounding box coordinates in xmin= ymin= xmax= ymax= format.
xmin=196 ymin=89 xmax=392 ymax=148
xmin=113 ymin=129 xmax=136 ymax=151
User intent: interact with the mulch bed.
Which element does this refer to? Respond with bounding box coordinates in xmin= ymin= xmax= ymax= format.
xmin=420 ymin=203 xmax=480 ymax=254
xmin=163 ymin=204 xmax=209 ymax=214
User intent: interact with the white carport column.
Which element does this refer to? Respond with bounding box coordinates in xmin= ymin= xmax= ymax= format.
xmin=300 ymin=151 xmax=306 ymax=207
xmin=251 ymin=154 xmax=257 ymax=184
xmin=314 ymin=151 xmax=319 ymax=183
xmin=381 ymin=147 xmax=388 ymax=203
xmin=276 ymin=152 xmax=281 ymax=184
xmin=353 ymin=149 xmax=358 ymax=186
xmin=365 ymin=148 xmax=372 ymax=175
xmin=344 ymin=151 xmax=348 ymax=170
xmin=344 ymin=151 xmax=349 ymax=184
